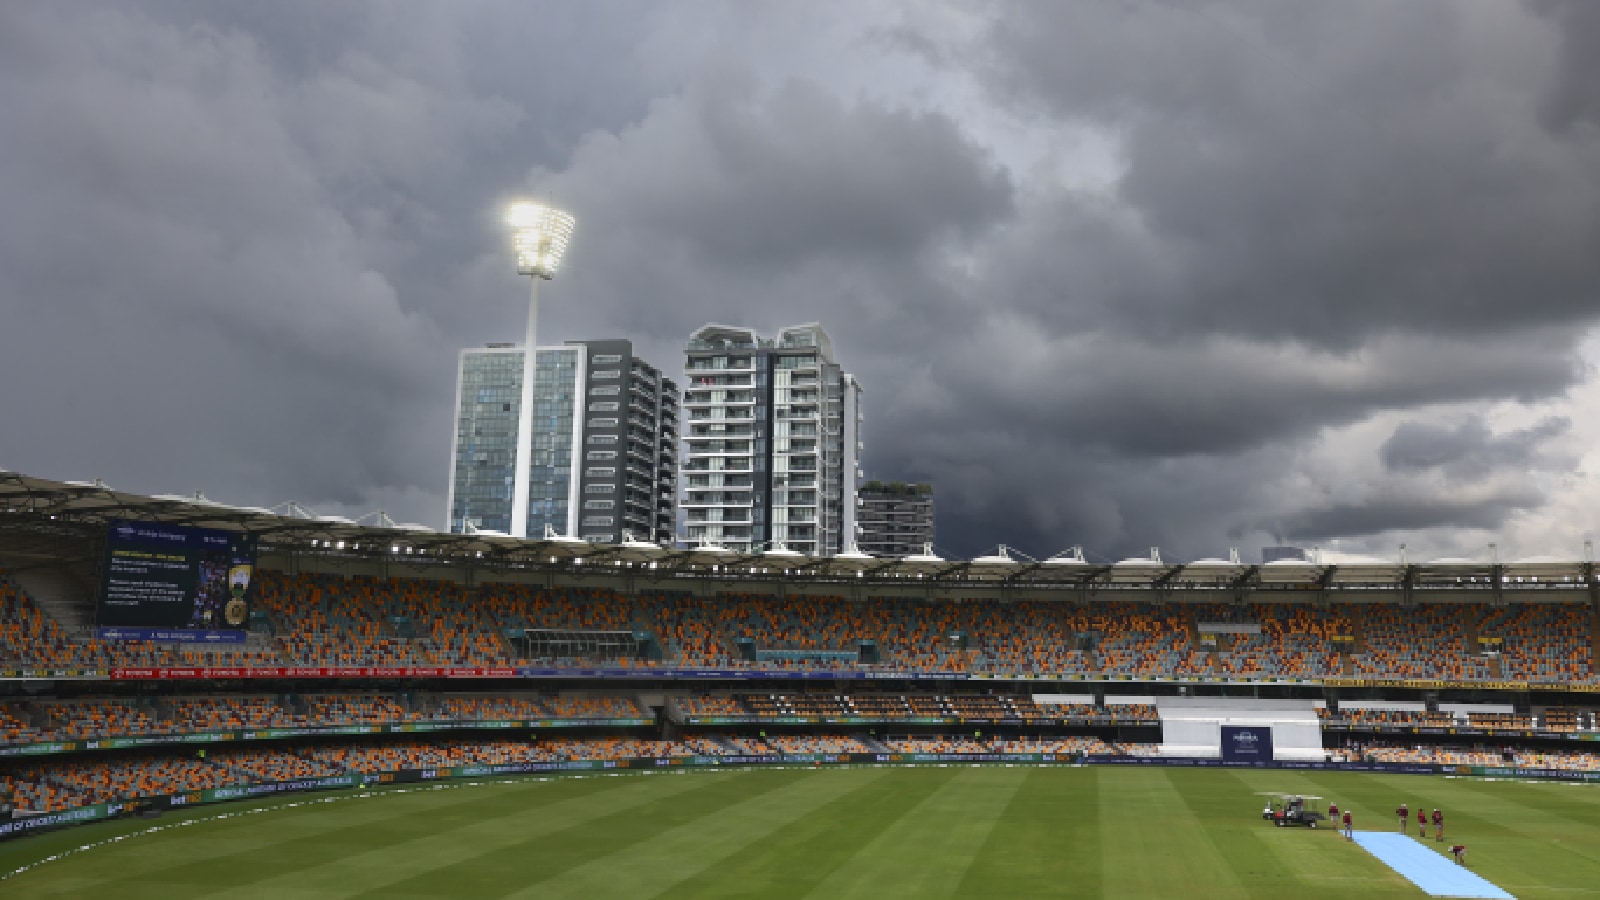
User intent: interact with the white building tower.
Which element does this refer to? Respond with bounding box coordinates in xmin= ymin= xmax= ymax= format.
xmin=680 ymin=324 xmax=862 ymax=555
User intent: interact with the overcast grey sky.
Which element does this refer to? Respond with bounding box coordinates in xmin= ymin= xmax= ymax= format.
xmin=2 ymin=1 xmax=1599 ymax=562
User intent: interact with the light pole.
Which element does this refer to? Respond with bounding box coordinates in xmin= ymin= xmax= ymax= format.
xmin=505 ymin=201 xmax=576 ymax=539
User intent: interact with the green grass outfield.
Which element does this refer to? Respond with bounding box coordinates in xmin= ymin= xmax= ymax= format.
xmin=4 ymin=765 xmax=1600 ymax=898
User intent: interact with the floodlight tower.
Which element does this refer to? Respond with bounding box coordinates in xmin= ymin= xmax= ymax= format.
xmin=505 ymin=201 xmax=576 ymax=539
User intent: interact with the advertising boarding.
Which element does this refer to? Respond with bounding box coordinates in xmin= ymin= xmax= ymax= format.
xmin=1220 ymin=725 xmax=1274 ymax=764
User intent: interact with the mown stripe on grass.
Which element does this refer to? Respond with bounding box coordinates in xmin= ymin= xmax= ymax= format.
xmin=5 ymin=780 xmax=566 ymax=900
xmin=653 ymin=766 xmax=959 ymax=900
xmin=1222 ymin=768 xmax=1427 ymax=890
xmin=499 ymin=767 xmax=894 ymax=900
xmin=951 ymin=766 xmax=1101 ymax=898
xmin=1163 ymin=769 xmax=1304 ymax=900
xmin=796 ymin=766 xmax=1026 ymax=900
xmin=1097 ymin=767 xmax=1247 ymax=899
xmin=354 ymin=768 xmax=790 ymax=900
xmin=1170 ymin=769 xmax=1411 ymax=900
xmin=203 ymin=770 xmax=736 ymax=900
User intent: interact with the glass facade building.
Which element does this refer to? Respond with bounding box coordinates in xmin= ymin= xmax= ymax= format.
xmin=447 ymin=341 xmax=677 ymax=544
xmin=524 ymin=347 xmax=581 ymax=539
xmin=446 ymin=346 xmax=524 ymax=535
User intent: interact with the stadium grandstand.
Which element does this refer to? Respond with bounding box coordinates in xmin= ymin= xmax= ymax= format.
xmin=6 ymin=468 xmax=1600 ymax=835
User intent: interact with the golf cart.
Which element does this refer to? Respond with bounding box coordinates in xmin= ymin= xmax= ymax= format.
xmin=1257 ymin=792 xmax=1325 ymax=828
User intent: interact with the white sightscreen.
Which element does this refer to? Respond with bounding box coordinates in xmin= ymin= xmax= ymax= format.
xmin=1271 ymin=721 xmax=1323 ymax=760
xmin=1160 ymin=718 xmax=1221 ymax=757
xmin=1156 ymin=699 xmax=1324 ymax=760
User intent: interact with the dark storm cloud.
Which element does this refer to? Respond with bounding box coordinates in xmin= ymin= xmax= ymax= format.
xmin=625 ymin=79 xmax=1011 ymax=266
xmin=965 ymin=1 xmax=1600 ymax=347
xmin=861 ymin=0 xmax=1600 ymax=555
xmin=908 ymin=330 xmax=1579 ymax=459
xmin=1533 ymin=0 xmax=1600 ymax=130
xmin=0 ymin=2 xmax=669 ymax=519
xmin=517 ymin=67 xmax=1017 ymax=433
xmin=1261 ymin=491 xmax=1546 ymax=545
xmin=2 ymin=1 xmax=1598 ymax=559
xmin=1381 ymin=415 xmax=1571 ymax=478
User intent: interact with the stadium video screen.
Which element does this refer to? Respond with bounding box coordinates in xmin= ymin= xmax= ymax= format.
xmin=98 ymin=521 xmax=257 ymax=630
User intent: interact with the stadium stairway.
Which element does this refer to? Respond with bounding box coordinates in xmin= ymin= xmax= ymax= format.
xmin=1591 ymin=608 xmax=1600 ymax=661
xmin=245 ymin=632 xmax=279 ymax=657
xmin=7 ymin=568 xmax=95 ymax=632
xmin=859 ymin=734 xmax=890 ymax=754
xmin=1182 ymin=607 xmax=1201 ymax=649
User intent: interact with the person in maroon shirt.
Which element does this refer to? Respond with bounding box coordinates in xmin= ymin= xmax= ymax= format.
xmin=1418 ymin=807 xmax=1429 ymax=839
xmin=1329 ymin=801 xmax=1339 ymax=825
xmin=1433 ymin=808 xmax=1444 ymax=842
xmin=1451 ymin=844 xmax=1467 ymax=864
xmin=1397 ymin=803 xmax=1409 ymax=833
xmin=1342 ymin=810 xmax=1353 ymax=839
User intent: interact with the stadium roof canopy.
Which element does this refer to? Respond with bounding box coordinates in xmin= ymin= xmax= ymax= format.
xmin=2 ymin=469 xmax=1596 ymax=594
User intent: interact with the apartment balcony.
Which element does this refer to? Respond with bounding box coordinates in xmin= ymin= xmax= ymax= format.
xmin=686 ymin=415 xmax=753 ymax=428
xmin=682 ymin=491 xmax=755 ymax=507
xmin=682 ymin=393 xmax=756 ymax=407
xmin=687 ymin=337 xmax=761 ymax=351
xmin=686 ymin=445 xmax=753 ymax=456
xmin=685 ymin=511 xmax=753 ymax=524
xmin=682 ymin=373 xmax=754 ymax=388
xmin=686 ymin=409 xmax=755 ymax=424
xmin=689 ymin=430 xmax=754 ymax=445
xmin=681 ymin=460 xmax=750 ymax=474
xmin=685 ymin=359 xmax=754 ymax=372
xmin=687 ymin=475 xmax=753 ymax=490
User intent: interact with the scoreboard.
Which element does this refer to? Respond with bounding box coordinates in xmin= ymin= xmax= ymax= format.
xmin=97 ymin=520 xmax=257 ymax=632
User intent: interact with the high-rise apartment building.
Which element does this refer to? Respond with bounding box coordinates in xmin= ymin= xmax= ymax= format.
xmin=856 ymin=481 xmax=935 ymax=558
xmin=681 ymin=324 xmax=862 ymax=555
xmin=447 ymin=340 xmax=678 ymax=543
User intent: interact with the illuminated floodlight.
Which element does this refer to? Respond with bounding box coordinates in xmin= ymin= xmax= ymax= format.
xmin=506 ymin=201 xmax=575 ymax=279
xmin=505 ymin=199 xmax=576 ymax=539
